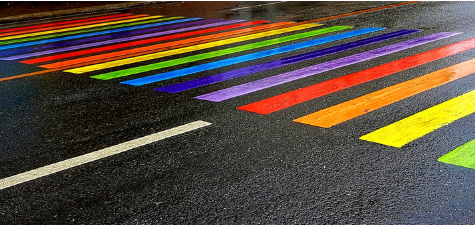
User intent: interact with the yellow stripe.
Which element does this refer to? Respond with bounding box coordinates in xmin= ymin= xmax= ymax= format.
xmin=65 ymin=23 xmax=319 ymax=74
xmin=0 ymin=15 xmax=164 ymax=41
xmin=360 ymin=89 xmax=475 ymax=148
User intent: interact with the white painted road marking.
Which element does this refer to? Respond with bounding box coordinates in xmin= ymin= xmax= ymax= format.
xmin=0 ymin=120 xmax=212 ymax=190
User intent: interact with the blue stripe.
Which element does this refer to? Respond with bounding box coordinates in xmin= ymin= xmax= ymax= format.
xmin=0 ymin=18 xmax=202 ymax=50
xmin=121 ymin=27 xmax=384 ymax=86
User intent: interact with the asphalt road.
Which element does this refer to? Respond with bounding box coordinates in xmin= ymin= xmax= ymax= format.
xmin=1 ymin=1 xmax=475 ymax=224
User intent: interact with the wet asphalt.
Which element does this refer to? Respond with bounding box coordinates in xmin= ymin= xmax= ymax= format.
xmin=1 ymin=1 xmax=475 ymax=224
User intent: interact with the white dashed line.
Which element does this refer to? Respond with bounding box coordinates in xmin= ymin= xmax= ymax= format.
xmin=0 ymin=120 xmax=212 ymax=190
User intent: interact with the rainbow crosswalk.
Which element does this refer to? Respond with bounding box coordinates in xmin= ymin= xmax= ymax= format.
xmin=1 ymin=11 xmax=475 ymax=170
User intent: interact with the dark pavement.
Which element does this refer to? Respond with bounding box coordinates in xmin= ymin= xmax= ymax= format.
xmin=1 ymin=1 xmax=475 ymax=224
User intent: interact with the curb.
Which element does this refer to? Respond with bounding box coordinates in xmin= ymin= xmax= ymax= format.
xmin=0 ymin=1 xmax=172 ymax=24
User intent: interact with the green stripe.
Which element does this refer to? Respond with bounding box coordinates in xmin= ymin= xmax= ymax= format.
xmin=92 ymin=26 xmax=351 ymax=80
xmin=0 ymin=17 xmax=182 ymax=46
xmin=439 ymin=139 xmax=475 ymax=170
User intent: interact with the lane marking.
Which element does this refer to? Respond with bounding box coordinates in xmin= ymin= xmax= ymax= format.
xmin=0 ymin=14 xmax=148 ymax=38
xmin=0 ymin=13 xmax=133 ymax=34
xmin=64 ymin=23 xmax=320 ymax=74
xmin=12 ymin=20 xmax=250 ymax=62
xmin=159 ymin=29 xmax=418 ymax=93
xmin=360 ymin=89 xmax=475 ymax=148
xmin=0 ymin=68 xmax=61 ymax=82
xmin=230 ymin=1 xmax=286 ymax=11
xmin=195 ymin=32 xmax=458 ymax=102
xmin=0 ymin=19 xmax=223 ymax=58
xmin=0 ymin=17 xmax=200 ymax=50
xmin=0 ymin=121 xmax=212 ymax=190
xmin=244 ymin=37 xmax=475 ymax=115
xmin=439 ymin=139 xmax=475 ymax=170
xmin=295 ymin=58 xmax=475 ymax=128
xmin=305 ymin=1 xmax=418 ymax=23
xmin=126 ymin=27 xmax=377 ymax=86
xmin=106 ymin=26 xmax=354 ymax=82
xmin=0 ymin=15 xmax=166 ymax=41
xmin=39 ymin=22 xmax=292 ymax=69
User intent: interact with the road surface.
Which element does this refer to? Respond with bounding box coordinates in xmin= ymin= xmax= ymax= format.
xmin=1 ymin=1 xmax=475 ymax=224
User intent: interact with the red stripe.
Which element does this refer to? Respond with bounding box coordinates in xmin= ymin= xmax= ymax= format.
xmin=0 ymin=15 xmax=146 ymax=38
xmin=21 ymin=20 xmax=269 ymax=65
xmin=238 ymin=37 xmax=475 ymax=114
xmin=0 ymin=13 xmax=133 ymax=34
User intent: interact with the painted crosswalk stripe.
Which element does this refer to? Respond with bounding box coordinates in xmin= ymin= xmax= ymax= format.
xmin=295 ymin=57 xmax=475 ymax=127
xmin=158 ymin=29 xmax=418 ymax=93
xmin=0 ymin=23 xmax=282 ymax=82
xmin=0 ymin=17 xmax=201 ymax=50
xmin=0 ymin=15 xmax=167 ymax=41
xmin=95 ymin=25 xmax=345 ymax=81
xmin=10 ymin=20 xmax=251 ymax=61
xmin=438 ymin=139 xmax=475 ymax=170
xmin=40 ymin=22 xmax=292 ymax=69
xmin=1 ymin=23 xmax=294 ymax=82
xmin=0 ymin=13 xmax=134 ymax=34
xmin=18 ymin=20 xmax=260 ymax=63
xmin=242 ymin=37 xmax=475 ymax=115
xmin=0 ymin=120 xmax=212 ymax=190
xmin=0 ymin=19 xmax=223 ymax=58
xmin=195 ymin=32 xmax=458 ymax=102
xmin=360 ymin=89 xmax=475 ymax=148
xmin=125 ymin=27 xmax=379 ymax=86
xmin=0 ymin=14 xmax=148 ymax=38
xmin=0 ymin=16 xmax=182 ymax=46
xmin=64 ymin=23 xmax=320 ymax=74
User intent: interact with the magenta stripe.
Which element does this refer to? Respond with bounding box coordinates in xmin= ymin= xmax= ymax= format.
xmin=195 ymin=32 xmax=459 ymax=102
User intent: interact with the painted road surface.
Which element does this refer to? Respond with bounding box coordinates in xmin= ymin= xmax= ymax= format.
xmin=2 ymin=1 xmax=475 ymax=224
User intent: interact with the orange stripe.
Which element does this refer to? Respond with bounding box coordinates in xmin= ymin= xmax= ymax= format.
xmin=0 ymin=15 xmax=148 ymax=37
xmin=297 ymin=57 xmax=475 ymax=128
xmin=0 ymin=54 xmax=133 ymax=81
xmin=0 ymin=51 xmax=160 ymax=82
xmin=40 ymin=22 xmax=295 ymax=69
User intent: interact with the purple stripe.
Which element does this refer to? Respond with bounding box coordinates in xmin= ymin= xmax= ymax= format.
xmin=195 ymin=32 xmax=459 ymax=102
xmin=2 ymin=20 xmax=243 ymax=60
xmin=157 ymin=29 xmax=418 ymax=93
xmin=0 ymin=19 xmax=223 ymax=57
